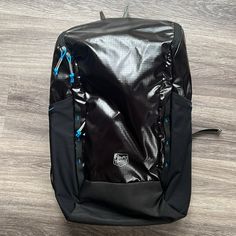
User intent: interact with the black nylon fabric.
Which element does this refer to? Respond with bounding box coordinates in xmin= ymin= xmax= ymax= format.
xmin=162 ymin=93 xmax=192 ymax=214
xmin=70 ymin=180 xmax=184 ymax=225
xmin=49 ymin=17 xmax=192 ymax=225
xmin=49 ymin=97 xmax=79 ymax=214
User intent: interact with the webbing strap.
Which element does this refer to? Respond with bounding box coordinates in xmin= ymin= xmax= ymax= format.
xmin=100 ymin=11 xmax=106 ymax=20
xmin=192 ymin=128 xmax=222 ymax=138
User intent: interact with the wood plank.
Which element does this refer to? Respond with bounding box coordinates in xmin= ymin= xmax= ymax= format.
xmin=0 ymin=0 xmax=235 ymax=235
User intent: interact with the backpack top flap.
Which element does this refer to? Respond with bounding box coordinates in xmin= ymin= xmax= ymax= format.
xmin=49 ymin=17 xmax=192 ymax=225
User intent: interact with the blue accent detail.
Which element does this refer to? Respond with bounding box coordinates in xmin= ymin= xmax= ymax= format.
xmin=76 ymin=159 xmax=81 ymax=165
xmin=48 ymin=107 xmax=54 ymax=112
xmin=53 ymin=67 xmax=59 ymax=76
xmin=165 ymin=140 xmax=169 ymax=146
xmin=53 ymin=47 xmax=67 ymax=76
xmin=69 ymin=73 xmax=75 ymax=84
xmin=164 ymin=117 xmax=169 ymax=123
xmin=60 ymin=47 xmax=67 ymax=59
xmin=75 ymin=129 xmax=82 ymax=139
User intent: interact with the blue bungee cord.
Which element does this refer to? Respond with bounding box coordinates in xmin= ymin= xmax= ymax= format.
xmin=53 ymin=46 xmax=67 ymax=76
xmin=66 ymin=52 xmax=75 ymax=85
xmin=53 ymin=46 xmax=76 ymax=85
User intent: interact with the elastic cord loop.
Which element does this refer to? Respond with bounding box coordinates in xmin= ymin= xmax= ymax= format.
xmin=53 ymin=46 xmax=67 ymax=76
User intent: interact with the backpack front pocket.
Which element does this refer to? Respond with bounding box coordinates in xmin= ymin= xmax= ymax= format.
xmin=83 ymin=95 xmax=161 ymax=183
xmin=49 ymin=96 xmax=79 ymax=211
xmin=162 ymin=92 xmax=192 ymax=214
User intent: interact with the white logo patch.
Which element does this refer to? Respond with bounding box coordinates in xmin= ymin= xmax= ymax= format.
xmin=113 ymin=153 xmax=129 ymax=167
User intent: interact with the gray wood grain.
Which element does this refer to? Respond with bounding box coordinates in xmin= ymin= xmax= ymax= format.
xmin=0 ymin=0 xmax=235 ymax=235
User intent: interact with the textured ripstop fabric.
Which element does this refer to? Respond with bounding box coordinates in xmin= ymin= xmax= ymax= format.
xmin=65 ymin=19 xmax=174 ymax=183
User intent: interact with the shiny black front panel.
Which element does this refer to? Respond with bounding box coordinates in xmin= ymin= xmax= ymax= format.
xmin=50 ymin=18 xmax=191 ymax=183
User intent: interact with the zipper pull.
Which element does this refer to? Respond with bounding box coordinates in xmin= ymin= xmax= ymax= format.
xmin=75 ymin=121 xmax=85 ymax=139
xmin=66 ymin=52 xmax=75 ymax=85
xmin=53 ymin=46 xmax=67 ymax=76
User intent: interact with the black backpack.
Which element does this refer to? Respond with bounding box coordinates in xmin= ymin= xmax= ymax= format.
xmin=49 ymin=15 xmax=193 ymax=225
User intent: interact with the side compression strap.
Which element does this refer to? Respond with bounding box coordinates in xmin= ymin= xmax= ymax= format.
xmin=192 ymin=128 xmax=222 ymax=138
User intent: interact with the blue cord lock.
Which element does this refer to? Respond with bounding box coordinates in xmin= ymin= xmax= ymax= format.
xmin=69 ymin=73 xmax=75 ymax=84
xmin=53 ymin=67 xmax=59 ymax=76
xmin=75 ymin=129 xmax=82 ymax=139
xmin=75 ymin=122 xmax=85 ymax=140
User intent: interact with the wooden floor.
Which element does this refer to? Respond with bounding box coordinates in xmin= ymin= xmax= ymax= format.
xmin=0 ymin=1 xmax=235 ymax=235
